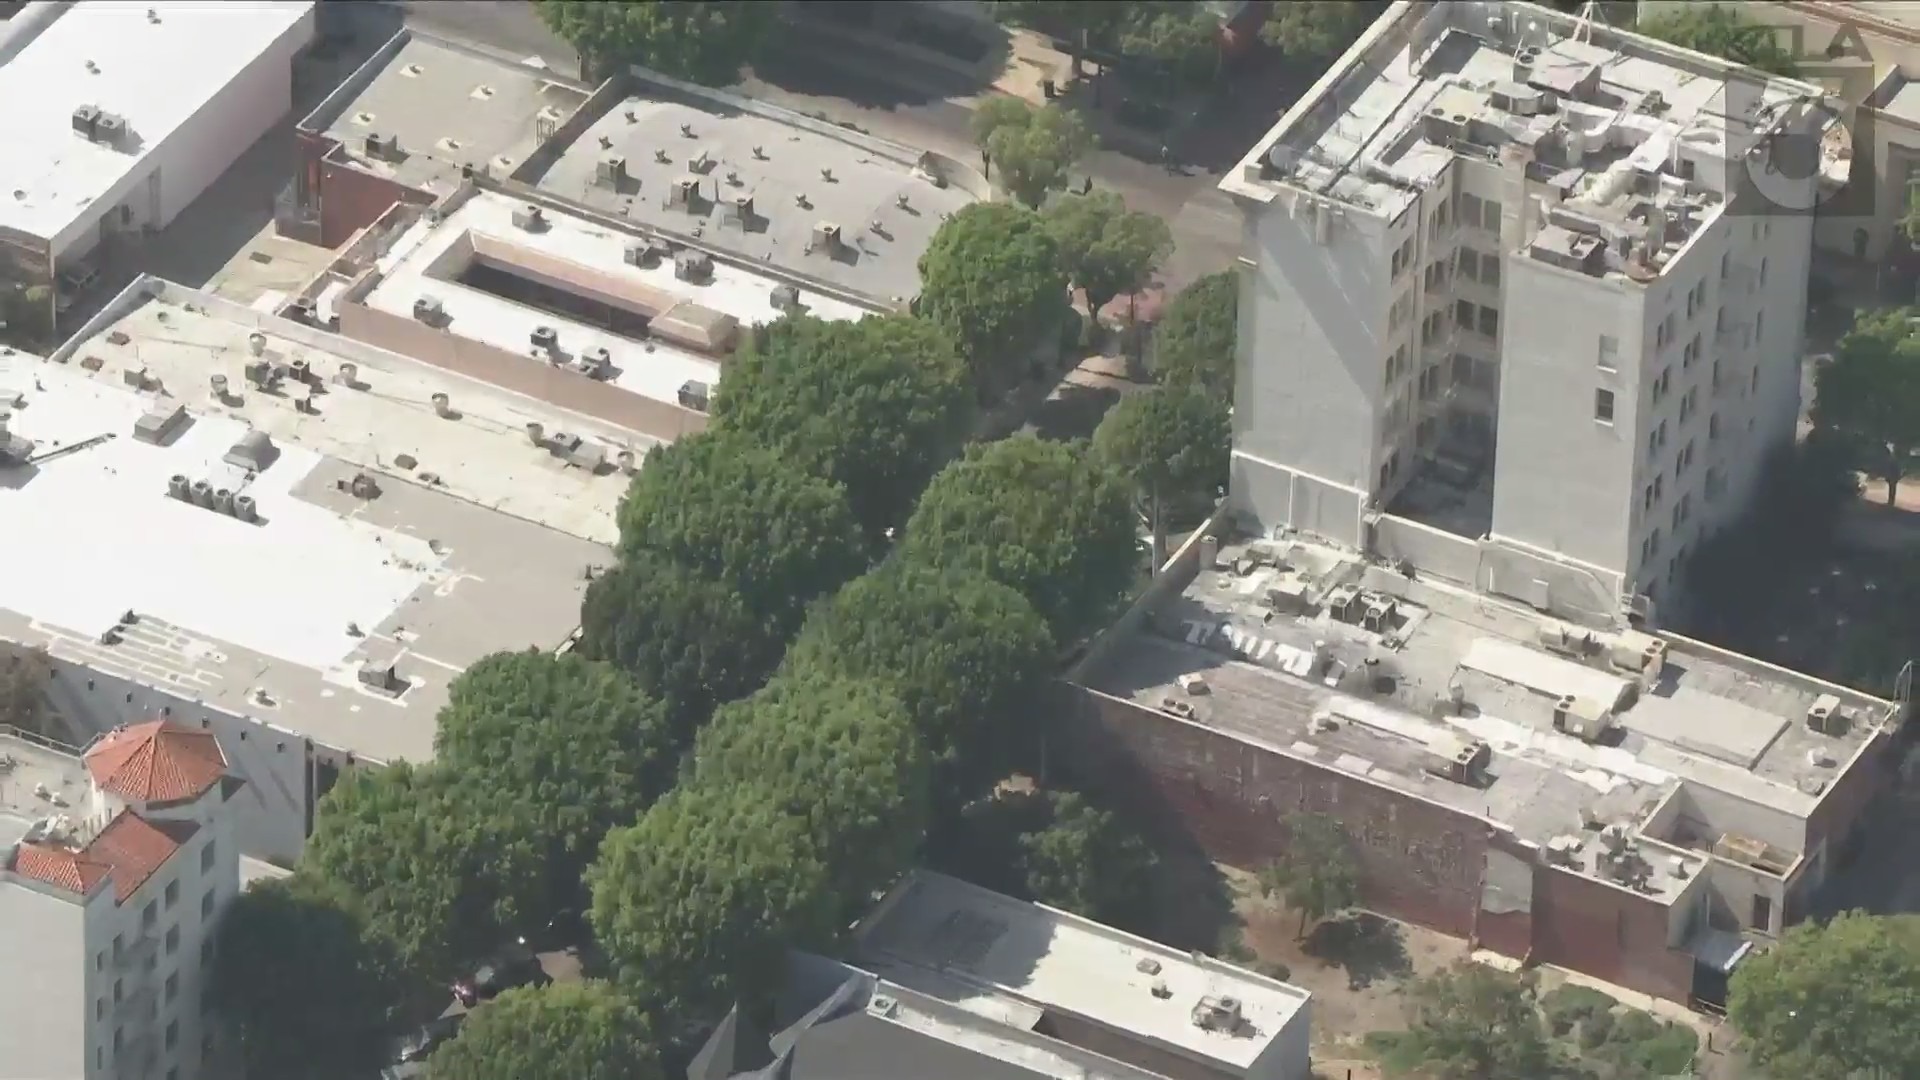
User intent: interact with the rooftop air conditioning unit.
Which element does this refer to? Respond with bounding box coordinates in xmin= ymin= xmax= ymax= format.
xmin=1808 ymin=694 xmax=1844 ymax=735
xmin=673 ymin=250 xmax=713 ymax=282
xmin=411 ymin=296 xmax=444 ymax=324
xmin=595 ymin=154 xmax=627 ymax=186
xmin=576 ymin=347 xmax=612 ymax=377
xmin=670 ymin=177 xmax=700 ymax=207
xmin=71 ymin=105 xmax=100 ymax=139
xmin=623 ymin=241 xmax=648 ymax=267
xmin=92 ymin=113 xmax=125 ymax=145
xmin=530 ymin=326 xmax=559 ymax=352
xmin=1191 ymin=996 xmax=1242 ymax=1034
xmin=511 ymin=203 xmax=544 ymax=230
xmin=811 ymin=221 xmax=842 ymax=250
xmin=769 ymin=284 xmax=800 ymax=311
xmin=677 ymin=380 xmax=712 ymax=412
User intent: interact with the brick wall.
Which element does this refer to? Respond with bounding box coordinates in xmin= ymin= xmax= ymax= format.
xmin=1532 ymin=867 xmax=1694 ymax=1002
xmin=298 ymin=130 xmax=432 ymax=249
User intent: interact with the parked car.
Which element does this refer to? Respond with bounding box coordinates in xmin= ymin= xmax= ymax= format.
xmin=451 ymin=938 xmax=550 ymax=1008
xmin=381 ymin=1013 xmax=465 ymax=1080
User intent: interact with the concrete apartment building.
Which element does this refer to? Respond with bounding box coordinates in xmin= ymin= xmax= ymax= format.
xmin=1065 ymin=529 xmax=1909 ymax=1007
xmin=281 ymin=186 xmax=876 ymax=443
xmin=691 ymin=871 xmax=1312 ymax=1080
xmin=1220 ymin=0 xmax=1830 ymax=621
xmin=1 ymin=719 xmax=242 ymax=1080
xmin=0 ymin=1 xmax=317 ymax=327
xmin=0 ymin=275 xmax=656 ymax=863
xmin=1638 ymin=1 xmax=1920 ymax=269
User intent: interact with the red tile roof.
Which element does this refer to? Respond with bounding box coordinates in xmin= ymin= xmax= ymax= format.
xmin=7 ymin=811 xmax=196 ymax=903
xmin=83 ymin=719 xmax=227 ymax=804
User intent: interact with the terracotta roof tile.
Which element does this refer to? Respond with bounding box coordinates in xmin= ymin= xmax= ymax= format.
xmin=87 ymin=811 xmax=197 ymax=903
xmin=83 ymin=719 xmax=228 ymax=804
xmin=11 ymin=842 xmax=111 ymax=896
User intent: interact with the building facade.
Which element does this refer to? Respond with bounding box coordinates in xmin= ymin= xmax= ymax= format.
xmin=1 ymin=720 xmax=242 ymax=1080
xmin=1222 ymin=0 xmax=1825 ymax=618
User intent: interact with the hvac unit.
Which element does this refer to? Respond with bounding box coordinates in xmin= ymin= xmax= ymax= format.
xmin=677 ymin=380 xmax=712 ymax=412
xmin=411 ymin=296 xmax=444 ymax=324
xmin=624 ymin=241 xmax=647 ymax=267
xmin=1325 ymin=585 xmax=1361 ymax=624
xmin=769 ymin=284 xmax=800 ymax=312
xmin=530 ymin=326 xmax=559 ymax=352
xmin=92 ymin=113 xmax=125 ymax=145
xmin=575 ymin=347 xmax=612 ymax=378
xmin=673 ymin=250 xmax=713 ymax=282
xmin=511 ymin=203 xmax=544 ymax=230
xmin=1191 ymin=996 xmax=1242 ymax=1034
xmin=1807 ymin=694 xmax=1846 ymax=735
xmin=71 ymin=105 xmax=100 ymax=139
xmin=669 ymin=177 xmax=700 ymax=207
xmin=595 ymin=154 xmax=628 ymax=186
xmin=811 ymin=221 xmax=842 ymax=251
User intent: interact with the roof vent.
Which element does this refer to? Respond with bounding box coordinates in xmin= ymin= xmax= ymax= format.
xmin=1135 ymin=957 xmax=1162 ymax=976
xmin=71 ymin=105 xmax=100 ymax=139
xmin=511 ymin=203 xmax=545 ymax=231
xmin=595 ymin=154 xmax=627 ymax=187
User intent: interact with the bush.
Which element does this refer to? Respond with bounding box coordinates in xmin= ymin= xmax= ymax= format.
xmin=1578 ymin=1007 xmax=1617 ymax=1050
xmin=1542 ymin=984 xmax=1617 ymax=1035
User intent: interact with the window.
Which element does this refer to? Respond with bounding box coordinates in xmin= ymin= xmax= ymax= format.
xmin=1461 ymin=193 xmax=1484 ymax=229
xmin=165 ymin=925 xmax=180 ymax=956
xmin=1460 ymin=251 xmax=1480 ymax=282
xmin=200 ymin=839 xmax=215 ymax=873
xmin=1595 ymin=388 xmax=1616 ymax=423
xmin=1481 ymin=199 xmax=1500 ymax=231
xmin=143 ymin=901 xmax=157 ymax=928
xmin=114 ymin=933 xmax=125 ymax=959
xmin=1720 ymin=251 xmax=1730 ymax=279
xmin=1452 ymin=352 xmax=1473 ymax=385
xmin=199 ymin=939 xmax=214 ymax=966
xmin=1482 ymin=251 xmax=1501 ymax=285
xmin=201 ymin=889 xmax=216 ymax=920
xmin=1477 ymin=305 xmax=1498 ymax=338
xmin=1643 ymin=483 xmax=1655 ymax=512
xmin=1759 ymin=257 xmax=1768 ymax=285
xmin=165 ymin=973 xmax=179 ymax=1004
xmin=114 ymin=1028 xmax=123 ymax=1053
xmin=1598 ymin=335 xmax=1619 ymax=372
xmin=1709 ymin=414 xmax=1720 ymax=441
xmin=114 ymin=979 xmax=123 ymax=1003
xmin=165 ymin=1020 xmax=178 ymax=1051
xmin=1755 ymin=311 xmax=1765 ymax=341
xmin=164 ymin=879 xmax=179 ymax=909
xmin=1752 ymin=893 xmax=1773 ymax=930
xmin=1456 ymin=299 xmax=1474 ymax=327
xmin=95 ymin=950 xmax=105 ymax=972
xmin=96 ymin=997 xmax=105 ymax=1021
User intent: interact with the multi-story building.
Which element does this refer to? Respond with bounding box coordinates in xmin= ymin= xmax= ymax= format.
xmin=1220 ymin=0 xmax=1830 ymax=620
xmin=1 ymin=719 xmax=241 ymax=1080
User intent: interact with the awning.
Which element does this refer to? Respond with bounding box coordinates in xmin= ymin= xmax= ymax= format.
xmin=1689 ymin=927 xmax=1755 ymax=974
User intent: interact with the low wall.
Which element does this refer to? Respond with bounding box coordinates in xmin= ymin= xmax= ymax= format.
xmin=1372 ymin=512 xmax=1481 ymax=584
xmin=1068 ymin=507 xmax=1226 ymax=681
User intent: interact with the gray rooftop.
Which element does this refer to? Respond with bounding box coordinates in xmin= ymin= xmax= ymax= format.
xmin=1223 ymin=1 xmax=1834 ymax=278
xmin=0 ymin=728 xmax=89 ymax=854
xmin=304 ymin=30 xmax=592 ymax=196
xmin=1079 ymin=533 xmax=1899 ymax=900
xmin=524 ymin=72 xmax=977 ymax=305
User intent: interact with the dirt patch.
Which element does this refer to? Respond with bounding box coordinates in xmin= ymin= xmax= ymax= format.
xmin=1220 ymin=869 xmax=1463 ymax=1062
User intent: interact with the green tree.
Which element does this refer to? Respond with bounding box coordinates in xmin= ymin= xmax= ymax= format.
xmin=713 ymin=313 xmax=974 ymax=541
xmin=1150 ymin=270 xmax=1238 ymax=396
xmin=784 ymin=562 xmax=1054 ymax=803
xmin=1256 ymin=813 xmax=1360 ymax=938
xmin=931 ymin=788 xmax=1160 ymax=934
xmin=1813 ymin=307 xmax=1920 ymax=504
xmin=1638 ymin=5 xmax=1797 ymax=75
xmin=970 ymin=98 xmax=1097 ymax=209
xmin=1116 ymin=2 xmax=1223 ymax=89
xmin=918 ymin=203 xmax=1069 ymax=397
xmin=901 ymin=434 xmax=1138 ymax=640
xmin=434 ymin=650 xmax=678 ymax=905
xmin=0 ymin=645 xmax=53 ymax=740
xmin=535 ymin=0 xmax=776 ymax=85
xmin=589 ymin=783 xmax=838 ymax=1025
xmin=1728 ymin=911 xmax=1920 ymax=1080
xmin=304 ymin=763 xmax=546 ymax=981
xmin=1260 ymin=0 xmax=1384 ymax=61
xmin=617 ymin=431 xmax=867 ymax=633
xmin=1093 ymin=383 xmax=1229 ymax=567
xmin=988 ymin=1 xmax=1126 ymax=76
xmin=1379 ymin=966 xmax=1552 ymax=1080
xmin=691 ymin=671 xmax=928 ymax=903
xmin=209 ymin=875 xmax=414 ymax=1080
xmin=425 ymin=980 xmax=662 ymax=1080
xmin=1041 ymin=191 xmax=1173 ymax=326
xmin=578 ymin=552 xmax=786 ymax=739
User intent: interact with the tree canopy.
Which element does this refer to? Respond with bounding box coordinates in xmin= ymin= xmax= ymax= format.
xmin=713 ymin=313 xmax=974 ymax=541
xmin=1389 ymin=966 xmax=1553 ymax=1079
xmin=1812 ymin=307 xmax=1920 ymax=504
xmin=1041 ymin=191 xmax=1173 ymax=318
xmin=1093 ymin=382 xmax=1229 ymax=562
xmin=1150 ymin=270 xmax=1238 ymax=396
xmin=784 ymin=562 xmax=1054 ymax=803
xmin=918 ymin=203 xmax=1069 ymax=398
xmin=691 ymin=670 xmax=928 ymax=903
xmin=1638 ymin=5 xmax=1797 ymax=75
xmin=425 ymin=980 xmax=662 ymax=1080
xmin=1260 ymin=1 xmax=1385 ymax=61
xmin=1728 ymin=911 xmax=1920 ymax=1080
xmin=588 ymin=783 xmax=838 ymax=1025
xmin=578 ymin=552 xmax=786 ymax=740
xmin=1257 ymin=813 xmax=1360 ymax=938
xmin=433 ymin=650 xmax=678 ymax=900
xmin=900 ymin=434 xmax=1139 ymax=641
xmin=209 ymin=874 xmax=414 ymax=1080
xmin=303 ymin=762 xmax=546 ymax=981
xmin=970 ymin=98 xmax=1097 ymax=209
xmin=932 ymin=788 xmax=1160 ymax=934
xmin=535 ymin=1 xmax=777 ymax=85
xmin=1115 ymin=2 xmax=1223 ymax=89
xmin=616 ymin=431 xmax=867 ymax=632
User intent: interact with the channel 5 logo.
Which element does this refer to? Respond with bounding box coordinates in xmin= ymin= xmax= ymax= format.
xmin=1721 ymin=15 xmax=1876 ymax=217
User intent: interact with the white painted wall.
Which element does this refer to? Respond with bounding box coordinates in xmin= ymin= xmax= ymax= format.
xmin=0 ymin=878 xmax=89 ymax=1080
xmin=1248 ymin=997 xmax=1313 ymax=1080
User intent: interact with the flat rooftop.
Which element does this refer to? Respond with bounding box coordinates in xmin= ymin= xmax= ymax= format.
xmin=0 ymin=284 xmax=628 ymax=763
xmin=360 ymin=190 xmax=869 ymax=407
xmin=303 ymin=30 xmax=591 ymax=197
xmin=1078 ymin=534 xmax=1898 ymax=901
xmin=855 ymin=871 xmax=1311 ymax=1073
xmin=524 ymin=75 xmax=977 ymax=304
xmin=1223 ymin=1 xmax=1831 ymax=279
xmin=0 ymin=0 xmax=315 ymax=244
xmin=0 ymin=729 xmax=88 ymax=856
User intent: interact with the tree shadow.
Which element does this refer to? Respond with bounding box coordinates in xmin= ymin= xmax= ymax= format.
xmin=1302 ymin=913 xmax=1413 ymax=990
xmin=1026 ymin=380 xmax=1122 ymax=442
xmin=751 ymin=8 xmax=1010 ymax=110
